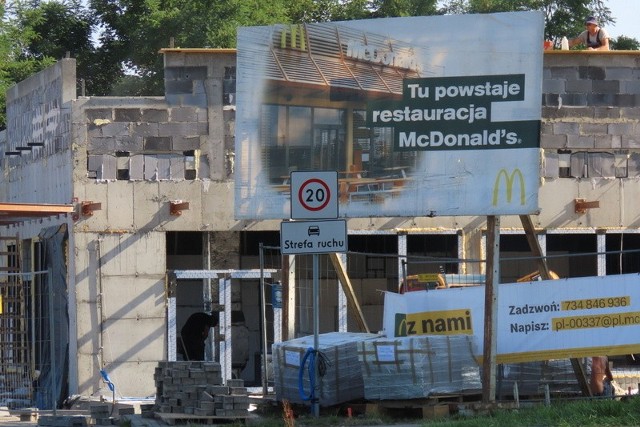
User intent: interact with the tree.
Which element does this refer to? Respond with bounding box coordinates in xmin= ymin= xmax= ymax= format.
xmin=90 ymin=0 xmax=295 ymax=96
xmin=1 ymin=1 xmax=59 ymax=129
xmin=610 ymin=36 xmax=640 ymax=51
xmin=439 ymin=0 xmax=613 ymax=44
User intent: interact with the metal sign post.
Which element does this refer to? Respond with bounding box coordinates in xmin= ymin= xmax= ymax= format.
xmin=285 ymin=171 xmax=342 ymax=417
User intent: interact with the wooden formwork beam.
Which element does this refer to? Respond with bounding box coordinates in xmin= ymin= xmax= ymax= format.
xmin=329 ymin=253 xmax=370 ymax=333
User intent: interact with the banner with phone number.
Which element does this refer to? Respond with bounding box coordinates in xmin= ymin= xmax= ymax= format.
xmin=383 ymin=273 xmax=640 ymax=363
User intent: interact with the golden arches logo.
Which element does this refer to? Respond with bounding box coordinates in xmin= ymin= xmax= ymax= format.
xmin=280 ymin=24 xmax=306 ymax=51
xmin=395 ymin=313 xmax=408 ymax=337
xmin=492 ymin=168 xmax=525 ymax=206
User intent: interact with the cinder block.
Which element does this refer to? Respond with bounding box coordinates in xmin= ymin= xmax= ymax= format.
xmin=114 ymin=108 xmax=142 ymax=122
xmin=141 ymin=109 xmax=169 ymax=122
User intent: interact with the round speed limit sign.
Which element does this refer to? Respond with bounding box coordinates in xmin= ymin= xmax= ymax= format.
xmin=290 ymin=171 xmax=338 ymax=219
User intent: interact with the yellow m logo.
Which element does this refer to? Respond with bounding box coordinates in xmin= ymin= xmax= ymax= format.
xmin=280 ymin=24 xmax=306 ymax=51
xmin=492 ymin=168 xmax=525 ymax=206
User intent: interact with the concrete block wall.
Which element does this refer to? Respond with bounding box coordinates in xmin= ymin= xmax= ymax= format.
xmin=1 ymin=59 xmax=76 ymax=205
xmin=542 ymin=52 xmax=640 ymax=152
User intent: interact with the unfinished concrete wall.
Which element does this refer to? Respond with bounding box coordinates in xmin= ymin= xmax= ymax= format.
xmin=0 ymin=59 xmax=75 ymax=206
xmin=4 ymin=49 xmax=640 ymax=402
xmin=73 ymin=232 xmax=166 ymax=397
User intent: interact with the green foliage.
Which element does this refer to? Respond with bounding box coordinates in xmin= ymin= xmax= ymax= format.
xmin=1 ymin=0 xmax=638 ymax=129
xmin=1 ymin=0 xmax=70 ymax=129
xmin=440 ymin=0 xmax=613 ymax=43
xmin=611 ymin=36 xmax=640 ymax=51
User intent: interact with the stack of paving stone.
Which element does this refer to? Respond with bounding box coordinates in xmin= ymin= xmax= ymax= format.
xmin=357 ymin=335 xmax=482 ymax=399
xmin=89 ymin=404 xmax=112 ymax=425
xmin=154 ymin=361 xmax=249 ymax=418
xmin=272 ymin=332 xmax=381 ymax=406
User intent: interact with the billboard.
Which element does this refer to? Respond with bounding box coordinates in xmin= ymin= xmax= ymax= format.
xmin=383 ymin=274 xmax=640 ymax=364
xmin=235 ymin=12 xmax=543 ymax=219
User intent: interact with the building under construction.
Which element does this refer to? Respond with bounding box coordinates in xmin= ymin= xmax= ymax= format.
xmin=0 ymin=16 xmax=640 ymax=408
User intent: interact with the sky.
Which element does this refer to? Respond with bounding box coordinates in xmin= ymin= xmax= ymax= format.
xmin=604 ymin=0 xmax=640 ymax=41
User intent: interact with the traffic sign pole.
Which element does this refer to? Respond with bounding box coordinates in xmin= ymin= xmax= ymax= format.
xmin=286 ymin=171 xmax=341 ymax=417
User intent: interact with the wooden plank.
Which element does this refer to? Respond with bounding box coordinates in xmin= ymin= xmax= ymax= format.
xmin=329 ymin=253 xmax=370 ymax=333
xmin=519 ymin=214 xmax=591 ymax=397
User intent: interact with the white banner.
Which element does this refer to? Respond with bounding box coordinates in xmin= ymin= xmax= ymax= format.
xmin=235 ymin=12 xmax=543 ymax=219
xmin=383 ymin=274 xmax=640 ymax=363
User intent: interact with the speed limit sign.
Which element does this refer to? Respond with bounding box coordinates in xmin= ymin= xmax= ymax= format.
xmin=290 ymin=171 xmax=338 ymax=219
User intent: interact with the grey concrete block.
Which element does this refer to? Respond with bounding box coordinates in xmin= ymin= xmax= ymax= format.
xmin=194 ymin=80 xmax=206 ymax=95
xmin=86 ymin=109 xmax=113 ymax=122
xmin=567 ymin=135 xmax=595 ymax=149
xmin=594 ymin=107 xmax=620 ymax=119
xmin=592 ymin=80 xmax=620 ymax=94
xmin=580 ymin=123 xmax=608 ymax=135
xmin=170 ymin=107 xmax=201 ymax=122
xmin=175 ymin=93 xmax=208 ymax=108
xmin=132 ymin=122 xmax=159 ymax=137
xmin=615 ymin=94 xmax=639 ymax=107
xmin=115 ymin=108 xmax=142 ymax=122
xmin=165 ymin=66 xmax=207 ymax=81
xmin=542 ymin=106 xmax=569 ymax=118
xmin=578 ymin=66 xmax=605 ymax=80
xmin=621 ymin=81 xmax=640 ymax=95
xmin=621 ymin=108 xmax=640 ymax=120
xmin=141 ymin=109 xmax=169 ymax=122
xmin=608 ymin=123 xmax=635 ymax=136
xmin=115 ymin=135 xmax=144 ymax=152
xmin=165 ymin=80 xmax=193 ymax=95
xmin=100 ymin=122 xmax=130 ymax=137
xmin=605 ymin=67 xmax=635 ymax=80
xmin=144 ymin=136 xmax=171 ymax=151
xmin=88 ymin=137 xmax=116 ymax=153
xmin=594 ymin=135 xmax=614 ymax=149
xmin=540 ymin=122 xmax=553 ymax=135
xmin=622 ymin=135 xmax=640 ymax=149
xmin=158 ymin=122 xmax=194 ymax=137
xmin=565 ymin=79 xmax=592 ymax=93
xmin=553 ymin=122 xmax=580 ymax=135
xmin=542 ymin=79 xmax=566 ymax=94
xmin=173 ymin=136 xmax=200 ymax=151
xmin=561 ymin=93 xmax=588 ymax=106
xmin=588 ymin=93 xmax=616 ymax=106
xmin=549 ymin=67 xmax=578 ymax=80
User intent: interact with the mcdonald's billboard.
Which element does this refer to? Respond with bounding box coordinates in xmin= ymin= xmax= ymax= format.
xmin=235 ymin=12 xmax=542 ymax=219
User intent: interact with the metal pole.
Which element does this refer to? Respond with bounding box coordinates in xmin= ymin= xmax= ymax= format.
xmin=259 ymin=243 xmax=269 ymax=396
xmin=312 ymin=253 xmax=320 ymax=417
xmin=47 ymin=269 xmax=57 ymax=415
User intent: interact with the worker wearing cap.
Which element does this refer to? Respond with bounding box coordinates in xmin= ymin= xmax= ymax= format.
xmin=568 ymin=16 xmax=610 ymax=51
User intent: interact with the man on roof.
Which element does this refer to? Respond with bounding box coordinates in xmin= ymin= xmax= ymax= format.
xmin=568 ymin=16 xmax=610 ymax=51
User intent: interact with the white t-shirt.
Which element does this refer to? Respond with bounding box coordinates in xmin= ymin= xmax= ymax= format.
xmin=577 ymin=28 xmax=609 ymax=48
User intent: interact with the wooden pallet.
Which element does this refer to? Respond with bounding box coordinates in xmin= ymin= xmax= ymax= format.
xmin=363 ymin=400 xmax=451 ymax=419
xmin=154 ymin=412 xmax=250 ymax=425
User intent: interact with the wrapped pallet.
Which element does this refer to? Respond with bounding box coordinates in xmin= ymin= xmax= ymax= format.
xmin=272 ymin=332 xmax=380 ymax=406
xmin=498 ymin=359 xmax=580 ymax=396
xmin=357 ymin=335 xmax=481 ymax=400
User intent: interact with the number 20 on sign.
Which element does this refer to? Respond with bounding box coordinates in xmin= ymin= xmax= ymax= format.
xmin=290 ymin=171 xmax=338 ymax=219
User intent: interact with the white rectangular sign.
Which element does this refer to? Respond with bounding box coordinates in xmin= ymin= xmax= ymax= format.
xmin=280 ymin=220 xmax=347 ymax=254
xmin=235 ymin=11 xmax=543 ymax=219
xmin=383 ymin=274 xmax=640 ymax=363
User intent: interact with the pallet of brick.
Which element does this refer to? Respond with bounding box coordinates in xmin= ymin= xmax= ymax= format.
xmin=272 ymin=332 xmax=381 ymax=406
xmin=154 ymin=361 xmax=224 ymax=414
xmin=357 ymin=335 xmax=482 ymax=400
xmin=153 ymin=361 xmax=250 ymax=421
xmin=497 ymin=359 xmax=579 ymax=396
